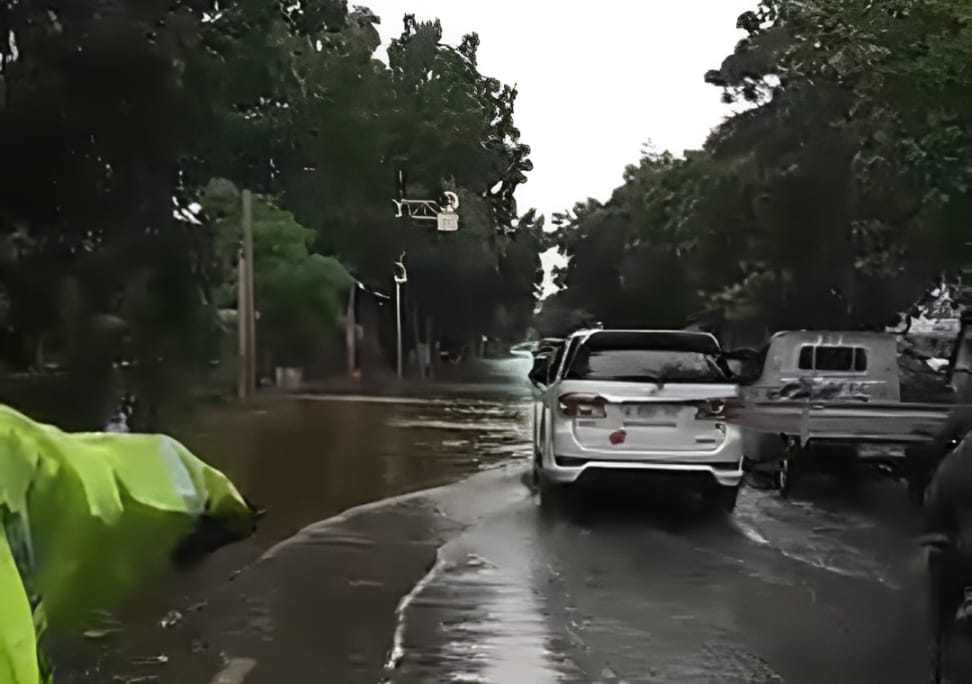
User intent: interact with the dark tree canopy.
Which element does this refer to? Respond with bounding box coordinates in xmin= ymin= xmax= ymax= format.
xmin=0 ymin=0 xmax=544 ymax=419
xmin=547 ymin=0 xmax=972 ymax=337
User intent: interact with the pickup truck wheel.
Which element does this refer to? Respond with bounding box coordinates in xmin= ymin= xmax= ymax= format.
xmin=904 ymin=448 xmax=934 ymax=508
xmin=906 ymin=466 xmax=931 ymax=508
xmin=907 ymin=476 xmax=927 ymax=508
xmin=777 ymin=447 xmax=800 ymax=498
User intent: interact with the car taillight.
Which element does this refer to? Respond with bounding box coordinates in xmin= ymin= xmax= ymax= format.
xmin=559 ymin=393 xmax=607 ymax=419
xmin=696 ymin=397 xmax=737 ymax=420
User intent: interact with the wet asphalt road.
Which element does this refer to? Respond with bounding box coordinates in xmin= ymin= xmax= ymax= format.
xmin=65 ymin=357 xmax=935 ymax=684
xmin=390 ymin=469 xmax=929 ymax=684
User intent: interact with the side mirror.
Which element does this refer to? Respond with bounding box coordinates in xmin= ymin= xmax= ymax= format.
xmin=723 ymin=348 xmax=761 ymax=362
xmin=529 ymin=352 xmax=552 ymax=388
xmin=722 ymin=348 xmax=764 ymax=385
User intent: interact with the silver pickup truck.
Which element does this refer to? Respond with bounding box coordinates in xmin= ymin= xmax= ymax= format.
xmin=730 ymin=319 xmax=971 ymax=499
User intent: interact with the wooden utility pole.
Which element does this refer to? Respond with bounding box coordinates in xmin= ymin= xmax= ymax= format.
xmin=346 ymin=284 xmax=357 ymax=376
xmin=238 ymin=190 xmax=257 ymax=399
xmin=237 ymin=247 xmax=247 ymax=399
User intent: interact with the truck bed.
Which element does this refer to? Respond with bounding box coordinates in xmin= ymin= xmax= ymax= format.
xmin=729 ymin=399 xmax=952 ymax=445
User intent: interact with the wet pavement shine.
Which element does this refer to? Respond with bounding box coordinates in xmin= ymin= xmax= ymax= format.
xmin=59 ymin=357 xmax=936 ymax=684
xmin=387 ymin=472 xmax=929 ymax=684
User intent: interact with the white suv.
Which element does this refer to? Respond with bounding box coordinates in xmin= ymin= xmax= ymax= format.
xmin=531 ymin=329 xmax=743 ymax=511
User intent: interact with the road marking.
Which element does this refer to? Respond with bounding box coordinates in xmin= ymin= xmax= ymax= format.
xmin=210 ymin=657 xmax=256 ymax=684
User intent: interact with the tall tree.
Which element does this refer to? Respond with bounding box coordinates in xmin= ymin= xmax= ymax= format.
xmin=187 ymin=7 xmax=541 ymax=359
xmin=0 ymin=0 xmax=225 ymax=425
xmin=550 ymin=0 xmax=972 ymax=336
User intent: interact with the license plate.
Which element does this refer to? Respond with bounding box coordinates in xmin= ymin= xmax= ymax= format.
xmin=623 ymin=405 xmax=679 ymax=418
xmin=857 ymin=444 xmax=906 ymax=459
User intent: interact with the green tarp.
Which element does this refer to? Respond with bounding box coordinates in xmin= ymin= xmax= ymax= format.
xmin=0 ymin=405 xmax=256 ymax=684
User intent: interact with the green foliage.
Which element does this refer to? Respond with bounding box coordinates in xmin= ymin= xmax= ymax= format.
xmin=0 ymin=0 xmax=542 ymax=415
xmin=0 ymin=1 xmax=225 ymax=423
xmin=188 ymin=4 xmax=540 ymax=350
xmin=551 ymin=0 xmax=972 ymax=335
xmin=533 ymin=291 xmax=594 ymax=339
xmin=203 ymin=179 xmax=352 ymax=367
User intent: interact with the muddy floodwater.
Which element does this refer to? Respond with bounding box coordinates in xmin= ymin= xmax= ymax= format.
xmin=56 ymin=357 xmax=534 ymax=682
xmin=184 ymin=393 xmax=531 ymax=547
xmin=56 ymin=355 xmax=937 ymax=684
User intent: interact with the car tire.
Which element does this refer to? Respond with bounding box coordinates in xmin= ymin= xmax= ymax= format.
xmin=538 ymin=475 xmax=568 ymax=512
xmin=713 ymin=485 xmax=740 ymax=514
xmin=776 ymin=455 xmax=793 ymax=498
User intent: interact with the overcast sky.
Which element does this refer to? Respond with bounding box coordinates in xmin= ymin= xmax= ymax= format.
xmin=369 ymin=0 xmax=753 ymax=214
xmin=366 ymin=0 xmax=755 ymax=293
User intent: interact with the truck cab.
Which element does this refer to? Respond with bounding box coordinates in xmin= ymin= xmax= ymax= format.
xmin=947 ymin=311 xmax=972 ymax=399
xmin=752 ymin=330 xmax=900 ymax=403
xmin=741 ymin=331 xmax=902 ymax=476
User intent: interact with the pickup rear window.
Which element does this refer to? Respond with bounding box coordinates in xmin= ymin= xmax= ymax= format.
xmin=798 ymin=345 xmax=868 ymax=372
xmin=565 ymin=341 xmax=728 ymax=384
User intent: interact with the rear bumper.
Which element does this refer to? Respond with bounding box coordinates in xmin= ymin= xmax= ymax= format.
xmin=543 ymin=459 xmax=744 ymax=488
xmin=544 ymin=427 xmax=744 ymax=488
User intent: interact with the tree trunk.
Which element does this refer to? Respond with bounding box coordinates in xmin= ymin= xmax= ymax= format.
xmin=346 ymin=285 xmax=356 ymax=376
xmin=34 ymin=336 xmax=45 ymax=370
xmin=425 ymin=316 xmax=435 ymax=380
xmin=411 ymin=299 xmax=424 ymax=379
xmin=466 ymin=334 xmax=481 ymax=363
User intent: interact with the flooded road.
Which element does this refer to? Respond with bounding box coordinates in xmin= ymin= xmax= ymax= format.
xmin=61 ymin=356 xmax=935 ymax=684
xmin=59 ymin=358 xmax=534 ymax=682
xmin=391 ymin=475 xmax=928 ymax=684
xmin=182 ymin=393 xmax=531 ymax=546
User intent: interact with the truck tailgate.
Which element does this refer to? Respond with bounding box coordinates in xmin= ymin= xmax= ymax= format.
xmin=729 ymin=400 xmax=951 ymax=444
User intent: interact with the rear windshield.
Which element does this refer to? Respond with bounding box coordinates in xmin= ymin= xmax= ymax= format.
xmin=798 ymin=345 xmax=868 ymax=372
xmin=565 ymin=343 xmax=728 ymax=383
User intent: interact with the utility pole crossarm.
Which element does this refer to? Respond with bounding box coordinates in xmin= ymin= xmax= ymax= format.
xmin=392 ymin=191 xmax=460 ymax=222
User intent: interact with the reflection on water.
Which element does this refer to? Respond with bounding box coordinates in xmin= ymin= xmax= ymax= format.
xmin=178 ymin=396 xmax=531 ymax=544
xmin=390 ymin=505 xmax=586 ymax=684
xmin=56 ymin=365 xmax=534 ymax=682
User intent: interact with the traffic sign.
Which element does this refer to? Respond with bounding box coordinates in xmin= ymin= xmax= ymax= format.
xmin=437 ymin=212 xmax=459 ymax=232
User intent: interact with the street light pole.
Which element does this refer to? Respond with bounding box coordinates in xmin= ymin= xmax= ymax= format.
xmin=394 ymin=253 xmax=408 ymax=380
xmin=390 ymin=178 xmax=459 ymax=382
xmin=396 ymin=282 xmax=402 ymax=380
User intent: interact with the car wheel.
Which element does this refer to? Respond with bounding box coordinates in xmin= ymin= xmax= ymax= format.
xmin=538 ymin=475 xmax=568 ymax=512
xmin=713 ymin=485 xmax=740 ymax=514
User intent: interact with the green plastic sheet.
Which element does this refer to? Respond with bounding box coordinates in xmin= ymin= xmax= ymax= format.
xmin=0 ymin=405 xmax=255 ymax=684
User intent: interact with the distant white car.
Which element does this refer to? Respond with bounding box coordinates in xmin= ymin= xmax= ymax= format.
xmin=530 ymin=329 xmax=743 ymax=512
